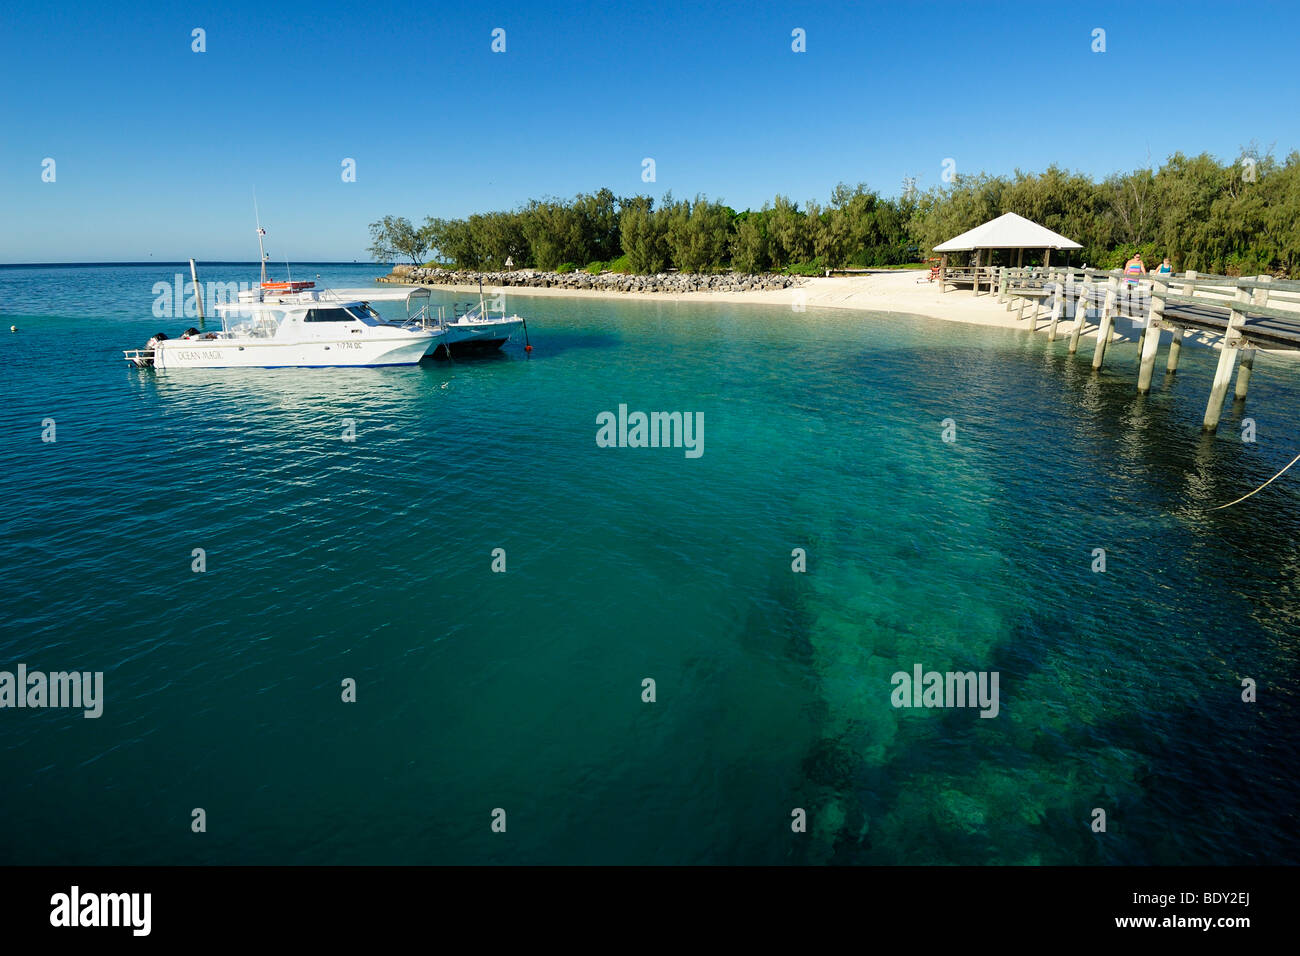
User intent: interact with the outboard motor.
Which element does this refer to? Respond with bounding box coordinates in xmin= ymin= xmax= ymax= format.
xmin=139 ymin=331 xmax=167 ymax=367
xmin=125 ymin=331 xmax=167 ymax=368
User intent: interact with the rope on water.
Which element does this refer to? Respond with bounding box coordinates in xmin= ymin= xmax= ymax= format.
xmin=1208 ymin=450 xmax=1300 ymax=511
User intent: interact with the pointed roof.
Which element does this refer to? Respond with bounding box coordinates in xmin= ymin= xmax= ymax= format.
xmin=933 ymin=212 xmax=1082 ymax=252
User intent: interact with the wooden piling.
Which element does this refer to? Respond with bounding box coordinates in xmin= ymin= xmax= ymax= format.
xmin=1235 ymin=349 xmax=1256 ymax=400
xmin=1166 ymin=329 xmax=1185 ymax=373
xmin=1203 ymin=279 xmax=1252 ymax=432
xmin=1069 ymin=279 xmax=1088 ymax=354
xmin=1137 ymin=276 xmax=1167 ymax=393
xmin=1091 ymin=273 xmax=1119 ymax=370
xmin=1047 ymin=267 xmax=1064 ymax=341
xmin=1234 ymin=276 xmax=1271 ymax=400
xmin=1166 ymin=270 xmax=1197 ymax=374
xmin=189 ymin=258 xmax=205 ymax=327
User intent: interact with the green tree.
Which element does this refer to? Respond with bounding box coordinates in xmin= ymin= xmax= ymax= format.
xmin=466 ymin=211 xmax=529 ymax=269
xmin=731 ymin=211 xmax=769 ymax=273
xmin=374 ymin=148 xmax=1300 ymax=280
xmin=766 ymin=196 xmax=810 ymax=269
xmin=619 ymin=196 xmax=669 ymax=273
xmin=423 ymin=217 xmax=477 ymax=268
xmin=574 ymin=188 xmax=622 ymax=263
xmin=520 ymin=199 xmax=589 ymax=270
xmin=665 ymin=195 xmax=733 ymax=272
xmin=368 ymin=216 xmax=428 ymax=265
xmin=910 ymin=173 xmax=1006 ymax=257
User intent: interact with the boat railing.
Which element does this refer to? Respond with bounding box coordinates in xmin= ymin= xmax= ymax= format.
xmin=455 ymin=299 xmax=506 ymax=324
xmin=400 ymin=304 xmax=448 ymax=332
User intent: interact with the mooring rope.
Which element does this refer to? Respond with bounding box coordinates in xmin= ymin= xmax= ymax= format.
xmin=1208 ymin=450 xmax=1300 ymax=511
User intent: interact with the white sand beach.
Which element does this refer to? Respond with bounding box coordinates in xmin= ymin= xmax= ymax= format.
xmin=418 ymin=270 xmax=1150 ymax=344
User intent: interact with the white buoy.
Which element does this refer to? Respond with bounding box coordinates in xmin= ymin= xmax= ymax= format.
xmin=8 ymin=325 xmax=15 ymax=332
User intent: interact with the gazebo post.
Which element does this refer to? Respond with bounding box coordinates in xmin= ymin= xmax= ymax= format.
xmin=939 ymin=254 xmax=948 ymax=293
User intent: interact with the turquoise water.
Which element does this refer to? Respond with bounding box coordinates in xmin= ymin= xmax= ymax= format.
xmin=1 ymin=263 xmax=1297 ymax=865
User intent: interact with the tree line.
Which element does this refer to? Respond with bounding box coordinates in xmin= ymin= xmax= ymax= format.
xmin=368 ymin=149 xmax=1300 ymax=278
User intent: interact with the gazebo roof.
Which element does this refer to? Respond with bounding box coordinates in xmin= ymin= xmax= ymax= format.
xmin=933 ymin=213 xmax=1082 ymax=252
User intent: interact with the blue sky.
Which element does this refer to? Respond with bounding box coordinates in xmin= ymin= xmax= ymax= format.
xmin=2 ymin=0 xmax=1297 ymax=262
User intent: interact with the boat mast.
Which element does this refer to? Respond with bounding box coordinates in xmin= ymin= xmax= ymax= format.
xmin=254 ymin=194 xmax=269 ymax=286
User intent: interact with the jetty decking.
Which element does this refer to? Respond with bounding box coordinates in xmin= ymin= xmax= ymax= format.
xmin=943 ymin=264 xmax=1300 ymax=432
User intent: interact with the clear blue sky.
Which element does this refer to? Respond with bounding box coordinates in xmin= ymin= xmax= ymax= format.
xmin=2 ymin=0 xmax=1296 ymax=262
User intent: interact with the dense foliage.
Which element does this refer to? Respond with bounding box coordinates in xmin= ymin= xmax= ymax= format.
xmin=369 ymin=150 xmax=1300 ymax=277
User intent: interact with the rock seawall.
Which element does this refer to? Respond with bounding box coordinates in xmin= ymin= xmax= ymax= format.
xmin=379 ymin=265 xmax=803 ymax=294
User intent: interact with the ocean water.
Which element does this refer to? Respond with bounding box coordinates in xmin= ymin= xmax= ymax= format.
xmin=0 ymin=263 xmax=1297 ymax=865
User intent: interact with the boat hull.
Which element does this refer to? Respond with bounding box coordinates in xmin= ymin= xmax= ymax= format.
xmin=433 ymin=318 xmax=523 ymax=358
xmin=150 ymin=334 xmax=436 ymax=369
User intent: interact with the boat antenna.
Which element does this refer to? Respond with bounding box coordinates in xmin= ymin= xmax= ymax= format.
xmin=254 ymin=193 xmax=269 ymax=286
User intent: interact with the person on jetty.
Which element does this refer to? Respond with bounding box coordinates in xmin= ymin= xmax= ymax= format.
xmin=1151 ymin=257 xmax=1172 ymax=276
xmin=1123 ymin=253 xmax=1145 ymax=285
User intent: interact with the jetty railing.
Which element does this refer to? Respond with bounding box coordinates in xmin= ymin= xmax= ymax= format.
xmin=989 ymin=265 xmax=1300 ymax=432
xmin=938 ymin=264 xmax=1001 ymax=295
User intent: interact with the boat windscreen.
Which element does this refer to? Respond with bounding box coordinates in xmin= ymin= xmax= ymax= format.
xmin=304 ymin=307 xmax=359 ymax=322
xmin=345 ymin=304 xmax=380 ymax=321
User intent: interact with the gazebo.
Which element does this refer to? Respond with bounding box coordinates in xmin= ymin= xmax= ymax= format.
xmin=934 ymin=213 xmax=1082 ymax=293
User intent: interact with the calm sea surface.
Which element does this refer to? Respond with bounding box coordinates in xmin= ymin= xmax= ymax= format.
xmin=0 ymin=263 xmax=1296 ymax=864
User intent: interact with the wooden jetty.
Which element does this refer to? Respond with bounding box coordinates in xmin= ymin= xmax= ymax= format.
xmin=944 ymin=264 xmax=1300 ymax=433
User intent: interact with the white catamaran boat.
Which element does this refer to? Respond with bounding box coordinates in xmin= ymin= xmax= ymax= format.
xmin=124 ymin=287 xmax=446 ymax=369
xmin=124 ymin=218 xmax=451 ymax=370
xmin=124 ymin=219 xmax=529 ymax=369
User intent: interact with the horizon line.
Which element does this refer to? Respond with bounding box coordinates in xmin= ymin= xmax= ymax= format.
xmin=0 ymin=261 xmax=388 ymax=269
